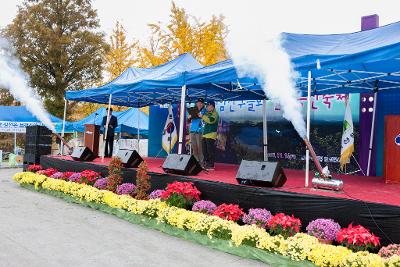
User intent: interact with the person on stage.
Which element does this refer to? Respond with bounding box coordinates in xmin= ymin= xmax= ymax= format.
xmin=188 ymin=98 xmax=205 ymax=164
xmin=101 ymin=108 xmax=118 ymax=157
xmin=200 ymin=100 xmax=219 ymax=170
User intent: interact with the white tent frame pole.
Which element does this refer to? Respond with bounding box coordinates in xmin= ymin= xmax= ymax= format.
xmin=178 ymin=85 xmax=186 ymax=154
xmin=367 ymin=91 xmax=378 ymax=176
xmin=60 ymin=99 xmax=67 ymax=155
xmin=14 ymin=130 xmax=17 ymax=154
xmin=262 ymin=98 xmax=268 ymax=161
xmin=137 ymin=106 xmax=140 ymax=154
xmin=103 ymin=94 xmax=112 ymax=160
xmin=305 ymin=70 xmax=312 ymax=187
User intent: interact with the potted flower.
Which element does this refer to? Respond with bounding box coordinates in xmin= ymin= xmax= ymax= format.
xmin=116 ymin=183 xmax=137 ymax=196
xmin=213 ymin=203 xmax=244 ymax=222
xmin=93 ymin=178 xmax=108 ymax=190
xmin=161 ymin=181 xmax=201 ymax=209
xmin=27 ymin=164 xmax=43 ymax=173
xmin=378 ymin=244 xmax=400 ymax=258
xmin=336 ymin=224 xmax=380 ymax=251
xmin=267 ymin=213 xmax=301 ymax=238
xmin=37 ymin=168 xmax=58 ymax=177
xmin=79 ymin=170 xmax=101 ymax=185
xmin=306 ymin=218 xmax=341 ymax=244
xmin=68 ymin=172 xmax=81 ymax=183
xmin=192 ymin=200 xmax=217 ymax=214
xmin=50 ymin=172 xmax=65 ymax=180
xmin=149 ymin=189 xmax=165 ymax=199
xmin=63 ymin=172 xmax=75 ymax=180
xmin=243 ymin=208 xmax=272 ymax=229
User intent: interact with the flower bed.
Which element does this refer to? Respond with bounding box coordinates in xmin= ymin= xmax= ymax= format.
xmin=12 ymin=171 xmax=400 ymax=267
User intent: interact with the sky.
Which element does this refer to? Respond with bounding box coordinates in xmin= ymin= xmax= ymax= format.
xmin=0 ymin=0 xmax=399 ymax=45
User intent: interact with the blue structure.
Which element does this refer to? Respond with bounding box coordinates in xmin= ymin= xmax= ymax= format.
xmin=0 ymin=106 xmax=69 ymax=133
xmin=66 ymin=21 xmax=400 ymax=106
xmin=69 ymin=107 xmax=148 ymax=136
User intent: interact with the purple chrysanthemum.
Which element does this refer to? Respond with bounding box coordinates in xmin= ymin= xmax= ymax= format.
xmin=50 ymin=172 xmax=64 ymax=179
xmin=306 ymin=218 xmax=341 ymax=241
xmin=93 ymin=178 xmax=108 ymax=190
xmin=116 ymin=183 xmax=136 ymax=195
xmin=242 ymin=208 xmax=272 ymax=229
xmin=68 ymin=172 xmax=81 ymax=183
xmin=149 ymin=189 xmax=165 ymax=199
xmin=192 ymin=200 xmax=217 ymax=214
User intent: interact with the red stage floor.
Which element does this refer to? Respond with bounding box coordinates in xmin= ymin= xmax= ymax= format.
xmin=53 ymin=156 xmax=400 ymax=207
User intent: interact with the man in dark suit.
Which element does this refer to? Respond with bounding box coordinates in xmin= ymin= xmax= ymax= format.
xmin=101 ymin=108 xmax=118 ymax=157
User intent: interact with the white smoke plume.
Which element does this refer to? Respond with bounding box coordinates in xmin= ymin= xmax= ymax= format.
xmin=224 ymin=5 xmax=306 ymax=138
xmin=0 ymin=38 xmax=56 ymax=132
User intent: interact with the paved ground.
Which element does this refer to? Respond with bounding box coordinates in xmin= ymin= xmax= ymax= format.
xmin=0 ymin=168 xmax=267 ymax=267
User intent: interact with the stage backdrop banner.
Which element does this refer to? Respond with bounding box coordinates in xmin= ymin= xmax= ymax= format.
xmin=214 ymin=94 xmax=360 ymax=172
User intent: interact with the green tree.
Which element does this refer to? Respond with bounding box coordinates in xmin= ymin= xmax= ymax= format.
xmin=3 ymin=0 xmax=108 ymax=117
xmin=0 ymin=88 xmax=18 ymax=106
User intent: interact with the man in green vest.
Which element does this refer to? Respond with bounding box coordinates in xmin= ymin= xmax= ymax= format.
xmin=200 ymin=100 xmax=219 ymax=170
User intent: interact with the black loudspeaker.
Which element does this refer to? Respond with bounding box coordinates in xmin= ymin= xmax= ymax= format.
xmin=24 ymin=125 xmax=52 ymax=165
xmin=162 ymin=154 xmax=202 ymax=175
xmin=236 ymin=160 xmax=287 ymax=187
xmin=71 ymin=146 xmax=96 ymax=161
xmin=116 ymin=149 xmax=143 ymax=168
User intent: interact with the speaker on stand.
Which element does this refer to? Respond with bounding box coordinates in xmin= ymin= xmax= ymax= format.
xmin=162 ymin=154 xmax=202 ymax=175
xmin=236 ymin=160 xmax=287 ymax=187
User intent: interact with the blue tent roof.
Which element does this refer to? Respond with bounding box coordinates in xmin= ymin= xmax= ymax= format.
xmin=186 ymin=21 xmax=400 ymax=96
xmin=66 ymin=21 xmax=400 ymax=105
xmin=69 ymin=107 xmax=149 ymax=136
xmin=0 ymin=106 xmax=71 ymax=133
xmin=66 ymin=53 xmax=203 ymax=106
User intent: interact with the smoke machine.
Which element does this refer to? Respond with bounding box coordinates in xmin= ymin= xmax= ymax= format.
xmin=303 ymin=138 xmax=344 ymax=191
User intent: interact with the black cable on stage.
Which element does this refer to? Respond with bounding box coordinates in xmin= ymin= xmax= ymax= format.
xmin=342 ymin=189 xmax=394 ymax=244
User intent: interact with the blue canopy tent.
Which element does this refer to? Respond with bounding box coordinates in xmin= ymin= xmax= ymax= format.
xmin=69 ymin=107 xmax=149 ymax=136
xmin=0 ymin=106 xmax=73 ymax=154
xmin=0 ymin=106 xmax=72 ymax=133
xmin=65 ymin=22 xmax=400 ymax=175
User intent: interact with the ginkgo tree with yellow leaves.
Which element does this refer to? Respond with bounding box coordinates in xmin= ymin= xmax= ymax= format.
xmin=137 ymin=2 xmax=228 ymax=67
xmin=105 ymin=21 xmax=138 ymax=80
xmin=76 ymin=2 xmax=228 ymax=118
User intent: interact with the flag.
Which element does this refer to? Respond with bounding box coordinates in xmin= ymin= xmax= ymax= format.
xmin=340 ymin=96 xmax=354 ymax=169
xmin=162 ymin=105 xmax=177 ymax=154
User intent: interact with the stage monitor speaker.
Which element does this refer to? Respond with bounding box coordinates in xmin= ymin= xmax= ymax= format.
xmin=162 ymin=154 xmax=202 ymax=175
xmin=71 ymin=146 xmax=96 ymax=161
xmin=236 ymin=160 xmax=287 ymax=187
xmin=116 ymin=149 xmax=143 ymax=168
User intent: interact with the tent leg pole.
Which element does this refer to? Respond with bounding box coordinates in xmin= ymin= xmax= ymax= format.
xmin=305 ymin=70 xmax=312 ymax=188
xmin=178 ymin=85 xmax=186 ymax=154
xmin=14 ymin=130 xmax=17 ymax=154
xmin=137 ymin=104 xmax=140 ymax=155
xmin=60 ymin=99 xmax=67 ymax=155
xmin=103 ymin=94 xmax=112 ymax=161
xmin=262 ymin=99 xmax=268 ymax=161
xmin=367 ymin=91 xmax=378 ymax=176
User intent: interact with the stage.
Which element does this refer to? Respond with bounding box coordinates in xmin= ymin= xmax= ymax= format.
xmin=41 ymin=155 xmax=400 ymax=245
